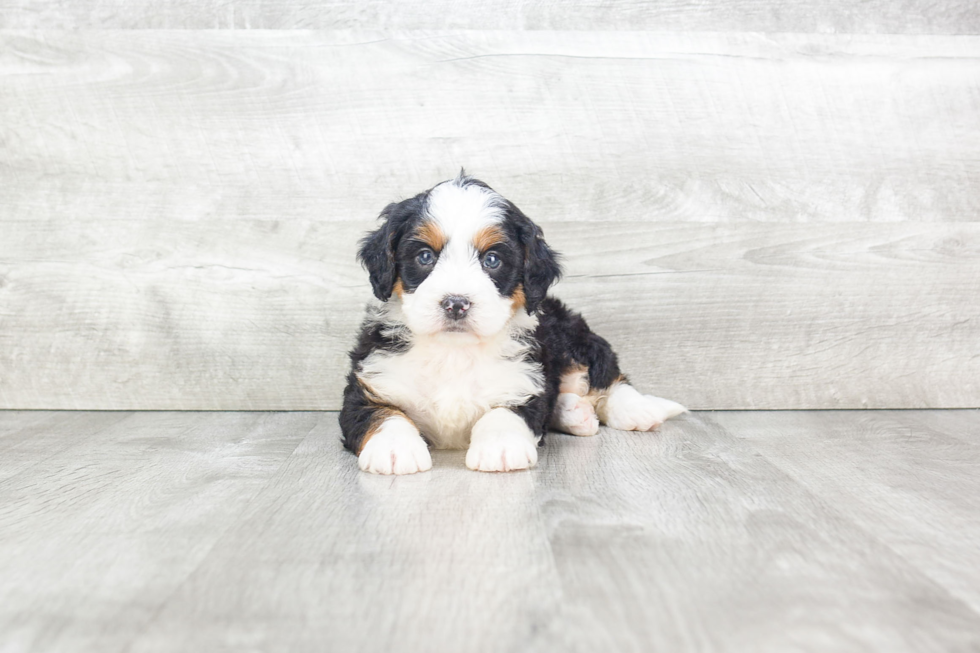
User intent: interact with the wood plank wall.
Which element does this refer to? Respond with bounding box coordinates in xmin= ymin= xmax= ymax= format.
xmin=1 ymin=5 xmax=978 ymax=410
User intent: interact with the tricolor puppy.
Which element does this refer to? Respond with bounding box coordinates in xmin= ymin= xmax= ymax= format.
xmin=341 ymin=173 xmax=686 ymax=474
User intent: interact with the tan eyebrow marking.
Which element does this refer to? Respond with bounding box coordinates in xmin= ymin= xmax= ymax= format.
xmin=415 ymin=221 xmax=447 ymax=252
xmin=473 ymin=224 xmax=506 ymax=253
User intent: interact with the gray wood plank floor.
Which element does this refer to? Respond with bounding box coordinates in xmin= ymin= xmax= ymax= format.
xmin=1 ymin=410 xmax=979 ymax=652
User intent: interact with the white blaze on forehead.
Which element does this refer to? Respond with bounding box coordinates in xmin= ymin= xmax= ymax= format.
xmin=397 ymin=179 xmax=517 ymax=340
xmin=425 ymin=181 xmax=504 ymax=250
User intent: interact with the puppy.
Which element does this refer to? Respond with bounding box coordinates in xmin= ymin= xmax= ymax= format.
xmin=341 ymin=172 xmax=686 ymax=474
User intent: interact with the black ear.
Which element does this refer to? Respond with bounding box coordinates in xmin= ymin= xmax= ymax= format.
xmin=508 ymin=202 xmax=562 ymax=314
xmin=358 ymin=196 xmax=423 ymax=301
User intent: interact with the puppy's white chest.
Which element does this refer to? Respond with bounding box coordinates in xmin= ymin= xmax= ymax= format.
xmin=359 ymin=338 xmax=542 ymax=449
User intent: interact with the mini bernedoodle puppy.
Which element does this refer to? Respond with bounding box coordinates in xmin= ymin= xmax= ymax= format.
xmin=341 ymin=172 xmax=686 ymax=474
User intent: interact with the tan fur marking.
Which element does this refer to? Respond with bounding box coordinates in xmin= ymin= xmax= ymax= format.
xmin=358 ymin=406 xmax=409 ymax=454
xmin=473 ymin=224 xmax=506 ymax=252
xmin=584 ymin=388 xmax=609 ymax=409
xmin=393 ymin=278 xmax=405 ymax=298
xmin=558 ymin=367 xmax=627 ymax=409
xmin=416 ymin=221 xmax=447 ymax=252
xmin=356 ymin=375 xmax=384 ymax=403
xmin=588 ymin=376 xmax=627 ymax=411
xmin=510 ymin=284 xmax=526 ymax=311
xmin=559 ymin=363 xmax=590 ymax=396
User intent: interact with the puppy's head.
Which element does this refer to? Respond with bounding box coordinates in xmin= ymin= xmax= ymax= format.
xmin=358 ymin=173 xmax=562 ymax=339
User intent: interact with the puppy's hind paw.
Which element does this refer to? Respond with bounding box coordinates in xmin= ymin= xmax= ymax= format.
xmin=551 ymin=393 xmax=600 ymax=437
xmin=598 ymin=384 xmax=687 ymax=432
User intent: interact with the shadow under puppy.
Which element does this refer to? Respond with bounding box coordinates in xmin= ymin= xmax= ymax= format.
xmin=341 ymin=172 xmax=686 ymax=474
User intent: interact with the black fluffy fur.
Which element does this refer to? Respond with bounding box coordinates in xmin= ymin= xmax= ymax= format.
xmin=341 ymin=175 xmax=623 ymax=454
xmin=510 ymin=296 xmax=623 ymax=440
xmin=498 ymin=199 xmax=563 ymax=314
xmin=358 ymin=193 xmax=428 ymax=301
xmin=339 ymin=316 xmax=411 ymax=454
xmin=339 ymin=377 xmax=382 ymax=454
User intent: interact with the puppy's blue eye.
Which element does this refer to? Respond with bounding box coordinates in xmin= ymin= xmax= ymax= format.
xmin=417 ymin=250 xmax=435 ymax=266
xmin=483 ymin=252 xmax=501 ymax=270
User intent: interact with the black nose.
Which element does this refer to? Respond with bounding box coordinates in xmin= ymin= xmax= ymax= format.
xmin=441 ymin=295 xmax=471 ymax=320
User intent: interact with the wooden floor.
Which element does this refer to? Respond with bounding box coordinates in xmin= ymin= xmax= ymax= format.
xmin=1 ymin=410 xmax=979 ymax=652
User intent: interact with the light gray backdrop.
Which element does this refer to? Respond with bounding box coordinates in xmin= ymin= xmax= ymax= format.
xmin=1 ymin=3 xmax=978 ymax=410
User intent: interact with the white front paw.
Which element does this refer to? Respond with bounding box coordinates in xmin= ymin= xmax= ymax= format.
xmin=466 ymin=433 xmax=538 ymax=472
xmin=358 ymin=416 xmax=432 ymax=475
xmin=466 ymin=408 xmax=538 ymax=473
xmin=599 ymin=384 xmax=687 ymax=432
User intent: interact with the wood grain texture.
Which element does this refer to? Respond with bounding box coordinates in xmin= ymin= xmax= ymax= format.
xmin=2 ymin=220 xmax=978 ymax=410
xmin=531 ymin=412 xmax=980 ymax=652
xmin=3 ymin=30 xmax=979 ymax=409
xmin=0 ymin=410 xmax=134 ymax=482
xmin=0 ymin=218 xmax=361 ymax=410
xmin=714 ymin=410 xmax=980 ymax=614
xmin=127 ymin=424 xmax=560 ymax=653
xmin=2 ymin=0 xmax=980 ymax=33
xmin=0 ymin=411 xmax=314 ymax=653
xmin=2 ymin=31 xmax=979 ymax=226
xmin=901 ymin=408 xmax=980 ymax=446
xmin=2 ymin=410 xmax=980 ymax=652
